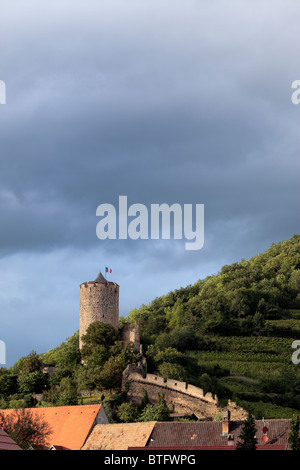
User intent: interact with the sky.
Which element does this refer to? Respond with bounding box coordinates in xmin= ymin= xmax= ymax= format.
xmin=0 ymin=0 xmax=299 ymax=367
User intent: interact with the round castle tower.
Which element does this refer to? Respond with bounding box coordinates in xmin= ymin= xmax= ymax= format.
xmin=79 ymin=272 xmax=119 ymax=349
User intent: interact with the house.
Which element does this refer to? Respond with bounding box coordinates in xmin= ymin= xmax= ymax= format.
xmin=81 ymin=407 xmax=291 ymax=451
xmin=130 ymin=417 xmax=291 ymax=450
xmin=0 ymin=427 xmax=22 ymax=450
xmin=81 ymin=422 xmax=157 ymax=450
xmin=0 ymin=404 xmax=108 ymax=450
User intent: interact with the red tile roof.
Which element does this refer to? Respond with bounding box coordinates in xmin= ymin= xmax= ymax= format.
xmin=129 ymin=445 xmax=286 ymax=451
xmin=0 ymin=427 xmax=22 ymax=450
xmin=144 ymin=420 xmax=290 ymax=449
xmin=0 ymin=405 xmax=104 ymax=450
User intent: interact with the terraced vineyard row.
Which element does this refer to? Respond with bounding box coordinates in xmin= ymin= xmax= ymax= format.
xmin=187 ymin=314 xmax=300 ymax=418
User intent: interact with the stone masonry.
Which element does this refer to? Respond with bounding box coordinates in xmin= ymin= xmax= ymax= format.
xmin=79 ymin=271 xmax=141 ymax=352
xmin=122 ymin=362 xmax=219 ymax=419
xmin=121 ymin=321 xmax=141 ymax=353
xmin=122 ymin=362 xmax=247 ymax=420
xmin=79 ymin=272 xmax=119 ymax=349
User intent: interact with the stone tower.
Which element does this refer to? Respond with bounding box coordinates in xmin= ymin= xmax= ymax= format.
xmin=79 ymin=272 xmax=119 ymax=349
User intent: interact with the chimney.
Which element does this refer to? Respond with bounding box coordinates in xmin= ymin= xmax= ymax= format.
xmin=221 ymin=409 xmax=231 ymax=436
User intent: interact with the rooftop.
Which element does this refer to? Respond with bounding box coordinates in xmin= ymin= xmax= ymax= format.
xmin=0 ymin=404 xmax=104 ymax=450
xmin=94 ymin=271 xmax=107 ymax=283
xmin=0 ymin=427 xmax=22 ymax=451
xmin=145 ymin=420 xmax=291 ymax=449
xmin=82 ymin=422 xmax=157 ymax=450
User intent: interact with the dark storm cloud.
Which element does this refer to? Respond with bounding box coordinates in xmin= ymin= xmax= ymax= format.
xmin=0 ymin=0 xmax=299 ymax=365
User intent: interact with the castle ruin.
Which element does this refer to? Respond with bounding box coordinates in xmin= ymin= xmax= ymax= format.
xmin=79 ymin=271 xmax=140 ymax=351
xmin=79 ymin=272 xmax=246 ymax=420
xmin=122 ymin=361 xmax=219 ymax=419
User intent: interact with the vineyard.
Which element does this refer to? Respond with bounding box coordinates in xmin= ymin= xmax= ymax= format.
xmin=186 ymin=311 xmax=300 ymax=418
xmin=188 ymin=332 xmax=295 ymax=379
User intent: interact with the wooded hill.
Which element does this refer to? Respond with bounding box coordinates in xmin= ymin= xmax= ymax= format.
xmin=121 ymin=234 xmax=300 ymax=417
xmin=124 ymin=234 xmax=300 ymax=340
xmin=2 ymin=234 xmax=300 ymax=420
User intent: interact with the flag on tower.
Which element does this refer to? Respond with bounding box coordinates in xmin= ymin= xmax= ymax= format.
xmin=105 ymin=267 xmax=112 ymax=274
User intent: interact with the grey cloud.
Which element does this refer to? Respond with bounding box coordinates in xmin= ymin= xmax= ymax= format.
xmin=0 ymin=0 xmax=299 ymax=365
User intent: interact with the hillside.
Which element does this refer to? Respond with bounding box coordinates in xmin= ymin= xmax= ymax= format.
xmin=121 ymin=234 xmax=300 ymax=417
xmin=124 ymin=234 xmax=300 ymax=339
xmin=1 ymin=234 xmax=300 ymax=420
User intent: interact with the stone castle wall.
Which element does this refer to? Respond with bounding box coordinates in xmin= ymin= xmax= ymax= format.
xmin=122 ymin=363 xmax=220 ymax=419
xmin=79 ymin=281 xmax=119 ymax=349
xmin=121 ymin=321 xmax=141 ymax=353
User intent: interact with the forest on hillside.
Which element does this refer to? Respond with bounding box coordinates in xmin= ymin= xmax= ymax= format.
xmin=0 ymin=234 xmax=299 ymax=420
xmin=123 ymin=234 xmax=300 ymax=342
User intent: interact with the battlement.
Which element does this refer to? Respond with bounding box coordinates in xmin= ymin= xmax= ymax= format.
xmin=80 ymin=281 xmax=119 ymax=290
xmin=122 ymin=364 xmax=220 ymax=418
xmin=123 ymin=367 xmax=218 ymax=406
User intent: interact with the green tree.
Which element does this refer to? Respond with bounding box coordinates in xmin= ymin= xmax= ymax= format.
xmin=99 ymin=356 xmax=126 ymax=393
xmin=139 ymin=387 xmax=150 ymax=410
xmin=0 ymin=397 xmax=8 ymax=409
xmin=138 ymin=403 xmax=157 ymax=421
xmin=17 ymin=371 xmax=48 ymax=395
xmin=236 ymin=412 xmax=258 ymax=451
xmin=288 ymin=414 xmax=300 ymax=450
xmin=42 ymin=375 xmax=78 ymax=406
xmin=74 ymin=364 xmax=98 ymax=393
xmin=153 ymin=347 xmax=184 ymax=365
xmin=170 ymin=326 xmax=199 ymax=352
xmin=165 ymin=300 xmax=187 ymax=329
xmin=56 ymin=389 xmax=78 ymax=406
xmin=109 ymin=341 xmax=140 ymax=366
xmin=56 ymin=377 xmax=78 ymax=406
xmin=81 ymin=322 xmax=120 ymax=358
xmin=289 ymin=270 xmax=300 ymax=292
xmin=53 ymin=332 xmax=81 ymax=368
xmin=21 ymin=351 xmax=43 ymax=373
xmin=138 ymin=394 xmax=170 ymax=422
xmin=155 ymin=333 xmax=172 ymax=351
xmin=198 ymin=373 xmax=215 ymax=395
xmin=157 ymin=362 xmax=187 ymax=382
xmin=155 ymin=393 xmax=171 ymax=421
xmin=48 ymin=367 xmax=73 ymax=388
xmin=0 ymin=369 xmax=18 ymax=397
xmin=23 ymin=394 xmax=38 ymax=408
xmin=40 ymin=332 xmax=81 ymax=368
xmin=84 ymin=345 xmax=109 ymax=369
xmin=116 ymin=402 xmax=139 ymax=423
